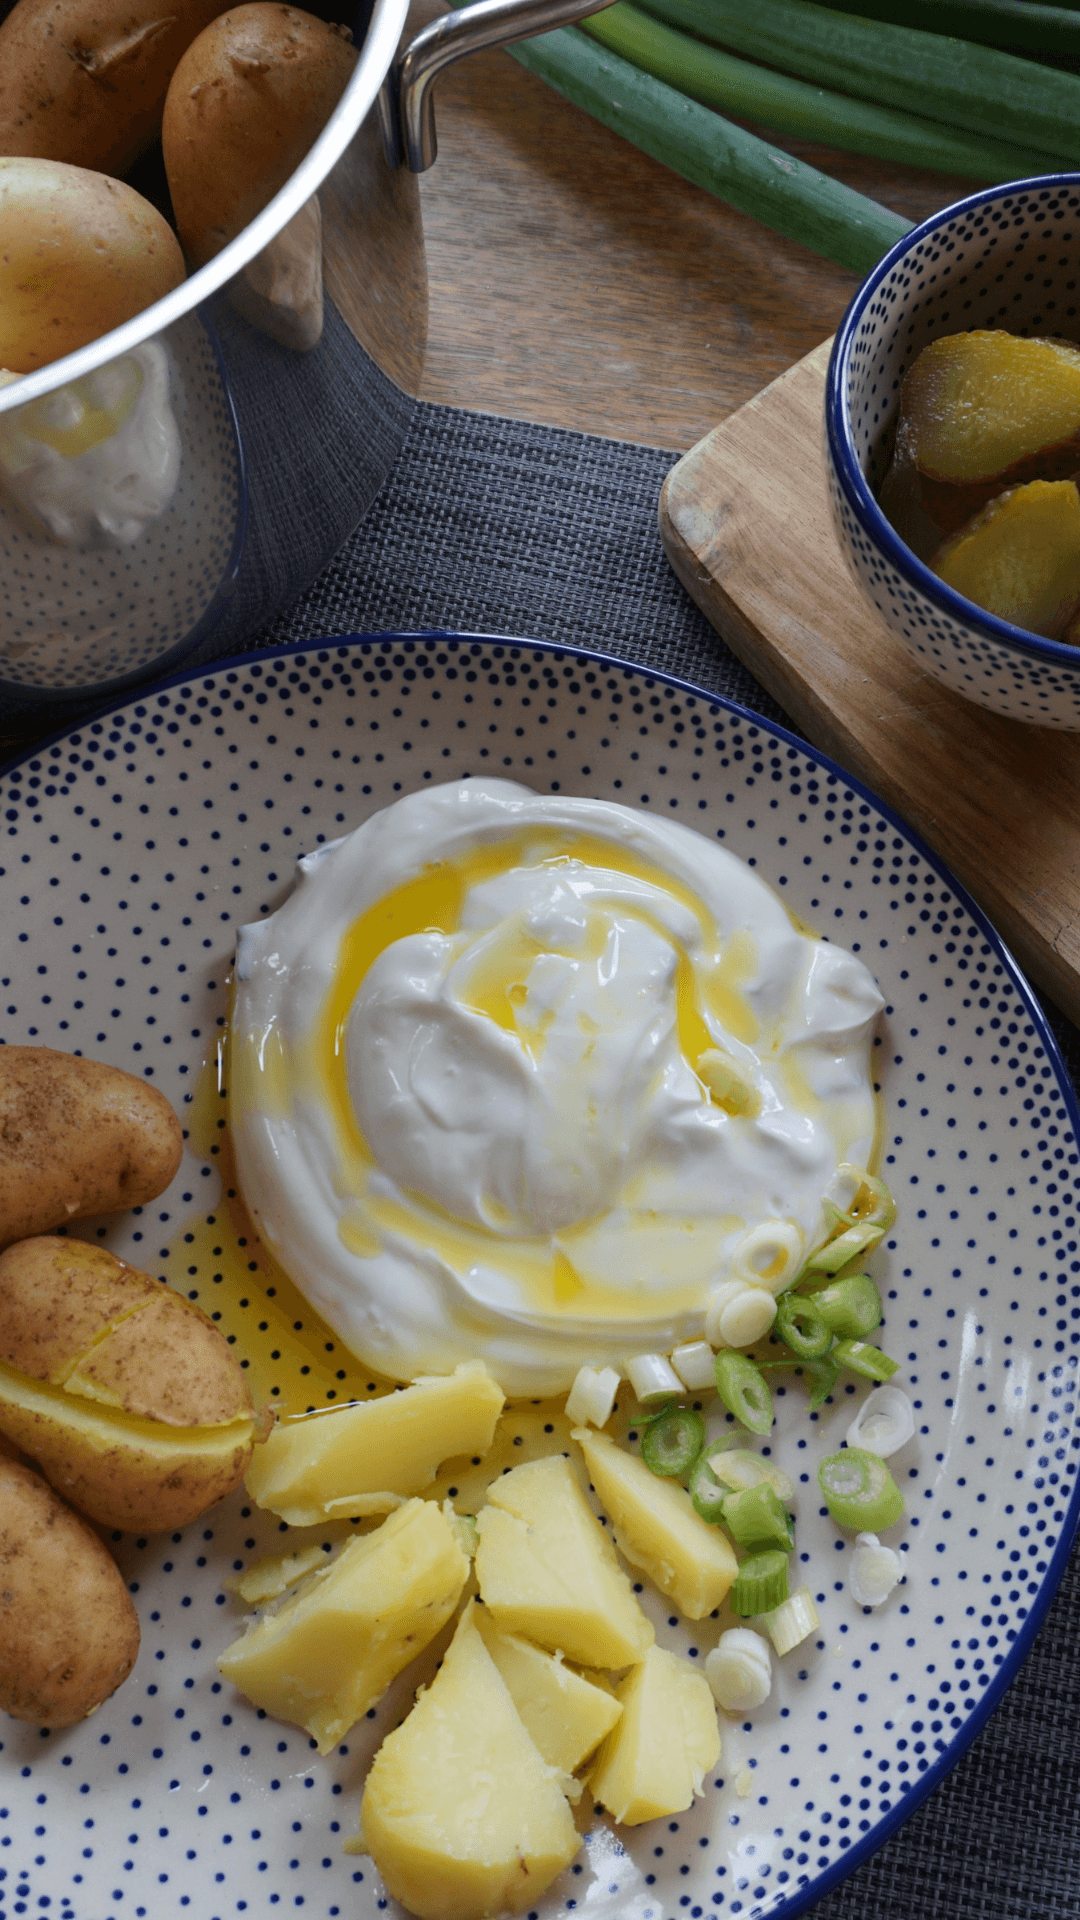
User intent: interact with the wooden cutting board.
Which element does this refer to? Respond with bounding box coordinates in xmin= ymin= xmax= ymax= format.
xmin=659 ymin=339 xmax=1080 ymax=1029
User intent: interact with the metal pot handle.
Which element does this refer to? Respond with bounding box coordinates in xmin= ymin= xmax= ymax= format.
xmin=383 ymin=0 xmax=614 ymax=172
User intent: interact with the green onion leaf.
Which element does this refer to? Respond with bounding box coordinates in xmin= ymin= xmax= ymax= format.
xmin=833 ymin=1339 xmax=899 ymax=1383
xmin=640 ymin=1403 xmax=705 ymax=1477
xmin=721 ymin=1482 xmax=795 ymax=1553
xmin=812 ymin=1273 xmax=883 ymax=1339
xmin=804 ymin=1219 xmax=885 ymax=1275
xmin=730 ymin=1548 xmax=790 ymax=1616
xmin=818 ymin=1446 xmax=904 ymax=1531
xmin=775 ymin=1291 xmax=833 ymax=1360
xmin=688 ymin=1450 xmax=728 ymax=1523
xmin=714 ymin=1351 xmax=774 ymax=1435
xmin=759 ymin=1353 xmax=840 ymax=1408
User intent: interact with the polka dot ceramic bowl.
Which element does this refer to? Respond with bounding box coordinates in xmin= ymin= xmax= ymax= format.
xmin=1 ymin=632 xmax=1079 ymax=1920
xmin=826 ymin=175 xmax=1080 ymax=729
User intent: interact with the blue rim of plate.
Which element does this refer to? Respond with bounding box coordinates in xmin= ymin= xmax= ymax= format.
xmin=825 ymin=171 xmax=1080 ymax=671
xmin=5 ymin=626 xmax=1080 ymax=1920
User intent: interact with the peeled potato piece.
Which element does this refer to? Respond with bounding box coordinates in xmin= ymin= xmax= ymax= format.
xmin=0 ymin=1237 xmax=263 ymax=1530
xmin=931 ymin=478 xmax=1080 ymax=639
xmin=0 ymin=1455 xmax=139 ymax=1727
xmin=0 ymin=1045 xmax=182 ymax=1247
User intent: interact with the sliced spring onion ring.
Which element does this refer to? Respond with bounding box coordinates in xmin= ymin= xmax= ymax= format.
xmin=845 ymin=1385 xmax=915 ymax=1458
xmin=812 ymin=1272 xmax=882 ymax=1339
xmin=833 ymin=1338 xmax=899 ymax=1383
xmin=731 ymin=1220 xmax=805 ymax=1292
xmin=775 ymin=1291 xmax=832 ymax=1360
xmin=818 ymin=1446 xmax=904 ymax=1531
xmin=804 ymin=1219 xmax=885 ymax=1275
xmin=759 ymin=1584 xmax=819 ymax=1655
xmin=625 ymin=1352 xmax=684 ymax=1404
xmin=564 ymin=1363 xmax=621 ymax=1428
xmin=670 ymin=1338 xmax=718 ymax=1390
xmin=705 ymin=1279 xmax=778 ymax=1348
xmin=759 ymin=1352 xmax=839 ymax=1408
xmin=641 ymin=1403 xmax=706 ymax=1477
xmin=714 ymin=1351 xmax=773 ymax=1435
xmin=700 ymin=1445 xmax=795 ymax=1504
xmin=688 ymin=1448 xmax=728 ymax=1522
xmin=849 ymin=1530 xmax=903 ymax=1608
xmin=721 ymin=1481 xmax=793 ymax=1552
xmin=730 ymin=1547 xmax=789 ymax=1616
xmin=705 ymin=1628 xmax=772 ymax=1711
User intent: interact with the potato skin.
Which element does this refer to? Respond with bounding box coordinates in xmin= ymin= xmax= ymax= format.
xmin=0 ymin=1046 xmax=183 ymax=1247
xmin=0 ymin=158 xmax=185 ymax=373
xmin=163 ymin=3 xmax=355 ymax=267
xmin=0 ymin=1237 xmax=261 ymax=1531
xmin=0 ymin=1456 xmax=139 ymax=1727
xmin=0 ymin=0 xmax=229 ymax=177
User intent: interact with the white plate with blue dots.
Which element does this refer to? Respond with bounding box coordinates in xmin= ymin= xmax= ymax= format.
xmin=1 ymin=631 xmax=1078 ymax=1920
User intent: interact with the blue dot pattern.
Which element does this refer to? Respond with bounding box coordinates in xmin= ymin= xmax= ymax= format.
xmin=1 ymin=634 xmax=1078 ymax=1920
xmin=827 ymin=177 xmax=1080 ymax=728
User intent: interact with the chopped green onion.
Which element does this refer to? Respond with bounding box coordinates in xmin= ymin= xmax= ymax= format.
xmin=625 ymin=1351 xmax=684 ymax=1404
xmin=845 ymin=1385 xmax=915 ymax=1459
xmin=700 ymin=1446 xmax=795 ymax=1503
xmin=730 ymin=1548 xmax=790 ymax=1616
xmin=565 ymin=1363 xmax=621 ymax=1428
xmin=721 ymin=1482 xmax=794 ymax=1553
xmin=714 ymin=1351 xmax=774 ymax=1435
xmin=705 ymin=1627 xmax=772 ymax=1710
xmin=834 ymin=1338 xmax=899 ymax=1383
xmin=850 ymin=1173 xmax=896 ymax=1233
xmin=760 ymin=1353 xmax=840 ymax=1408
xmin=669 ymin=1338 xmax=717 ymax=1390
xmin=818 ymin=1446 xmax=904 ymax=1531
xmin=804 ymin=1220 xmax=884 ymax=1275
xmin=444 ymin=1508 xmax=479 ymax=1559
xmin=775 ymin=1291 xmax=833 ymax=1360
xmin=641 ymin=1403 xmax=706 ymax=1477
xmin=688 ymin=1450 xmax=728 ymax=1523
xmin=759 ymin=1584 xmax=819 ymax=1655
xmin=705 ymin=1279 xmax=778 ymax=1348
xmin=812 ymin=1273 xmax=883 ymax=1339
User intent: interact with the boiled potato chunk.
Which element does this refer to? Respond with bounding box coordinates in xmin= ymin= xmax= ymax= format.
xmin=218 ymin=1499 xmax=468 ymax=1753
xmin=0 ymin=1047 xmax=182 ymax=1247
xmin=354 ymin=1601 xmax=581 ymax=1920
xmin=474 ymin=1454 xmax=653 ymax=1670
xmin=931 ymin=478 xmax=1080 ymax=638
xmin=588 ymin=1644 xmax=720 ymax=1826
xmin=473 ymin=1606 xmax=622 ymax=1775
xmin=899 ymin=331 xmax=1080 ymax=485
xmin=573 ymin=1426 xmax=737 ymax=1619
xmin=0 ymin=1238 xmax=261 ymax=1531
xmin=0 ymin=159 xmax=185 ymax=374
xmin=245 ymin=1360 xmax=504 ymax=1524
xmin=0 ymin=1455 xmax=139 ymax=1727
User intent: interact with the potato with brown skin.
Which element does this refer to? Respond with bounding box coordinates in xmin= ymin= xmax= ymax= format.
xmin=0 ymin=1045 xmax=182 ymax=1248
xmin=0 ymin=1237 xmax=269 ymax=1531
xmin=162 ymin=4 xmax=355 ymax=267
xmin=0 ymin=159 xmax=185 ymax=374
xmin=0 ymin=1454 xmax=139 ymax=1727
xmin=0 ymin=0 xmax=230 ymax=177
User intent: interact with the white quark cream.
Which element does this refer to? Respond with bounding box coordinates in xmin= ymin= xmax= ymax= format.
xmin=0 ymin=342 xmax=180 ymax=547
xmin=231 ymin=780 xmax=885 ymax=1392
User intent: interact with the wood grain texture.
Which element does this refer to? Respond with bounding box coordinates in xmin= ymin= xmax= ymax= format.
xmin=659 ymin=343 xmax=1080 ymax=1024
xmin=415 ymin=2 xmax=984 ymax=449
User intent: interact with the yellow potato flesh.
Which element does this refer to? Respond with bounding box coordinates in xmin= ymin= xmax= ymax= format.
xmin=588 ymin=1644 xmax=720 ymax=1826
xmin=473 ymin=1609 xmax=622 ymax=1775
xmin=574 ymin=1426 xmax=738 ymax=1619
xmin=218 ymin=1500 xmax=468 ymax=1753
xmin=0 ymin=157 xmax=184 ymax=374
xmin=244 ymin=1360 xmax=504 ymax=1524
xmin=932 ymin=478 xmax=1080 ymax=638
xmin=0 ymin=1357 xmax=255 ymax=1532
xmin=474 ymin=1454 xmax=654 ymax=1670
xmin=354 ymin=1602 xmax=580 ymax=1920
xmin=902 ymin=331 xmax=1080 ymax=483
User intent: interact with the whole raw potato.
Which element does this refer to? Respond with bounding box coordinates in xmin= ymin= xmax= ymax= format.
xmin=0 ymin=157 xmax=185 ymax=373
xmin=162 ymin=3 xmax=355 ymax=266
xmin=0 ymin=0 xmax=231 ymax=176
xmin=0 ymin=1455 xmax=140 ymax=1727
xmin=0 ymin=1045 xmax=183 ymax=1247
xmin=0 ymin=1237 xmax=267 ymax=1531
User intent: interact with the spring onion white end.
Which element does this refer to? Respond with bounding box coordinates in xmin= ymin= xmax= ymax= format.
xmin=846 ymin=1385 xmax=915 ymax=1458
xmin=849 ymin=1532 xmax=903 ymax=1608
xmin=625 ymin=1351 xmax=684 ymax=1405
xmin=731 ymin=1220 xmax=804 ymax=1292
xmin=697 ymin=1046 xmax=756 ymax=1114
xmin=705 ymin=1280 xmax=778 ymax=1348
xmin=759 ymin=1584 xmax=819 ymax=1656
xmin=824 ymin=1163 xmax=864 ymax=1216
xmin=565 ymin=1363 xmax=621 ymax=1428
xmin=705 ymin=1447 xmax=796 ymax=1504
xmin=705 ymin=1628 xmax=772 ymax=1711
xmin=670 ymin=1338 xmax=718 ymax=1390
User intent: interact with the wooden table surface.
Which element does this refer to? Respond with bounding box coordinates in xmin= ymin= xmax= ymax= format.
xmin=413 ymin=7 xmax=981 ymax=450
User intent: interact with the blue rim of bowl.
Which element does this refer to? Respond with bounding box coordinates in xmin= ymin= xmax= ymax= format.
xmin=4 ymin=626 xmax=1080 ymax=1919
xmin=826 ymin=172 xmax=1080 ymax=671
xmin=0 ymin=302 xmax=249 ymax=707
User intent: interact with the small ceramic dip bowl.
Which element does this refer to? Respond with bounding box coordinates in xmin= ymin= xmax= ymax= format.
xmin=825 ymin=174 xmax=1080 ymax=729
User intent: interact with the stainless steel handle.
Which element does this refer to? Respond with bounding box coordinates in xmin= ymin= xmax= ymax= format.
xmin=386 ymin=0 xmax=614 ymax=172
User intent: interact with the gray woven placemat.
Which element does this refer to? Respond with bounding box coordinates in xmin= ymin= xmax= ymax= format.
xmin=254 ymin=399 xmax=1080 ymax=1920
